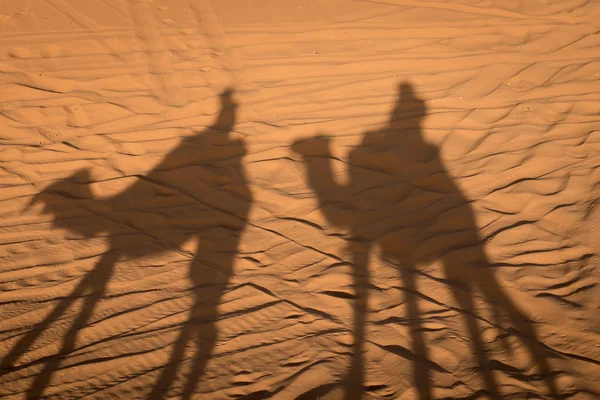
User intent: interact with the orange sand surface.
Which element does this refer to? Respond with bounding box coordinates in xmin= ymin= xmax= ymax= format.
xmin=1 ymin=1 xmax=599 ymax=399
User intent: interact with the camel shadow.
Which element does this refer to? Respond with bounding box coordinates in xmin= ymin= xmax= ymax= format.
xmin=292 ymin=82 xmax=559 ymax=400
xmin=0 ymin=89 xmax=252 ymax=400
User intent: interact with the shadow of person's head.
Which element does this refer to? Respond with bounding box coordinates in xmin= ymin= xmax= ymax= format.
xmin=204 ymin=87 xmax=238 ymax=135
xmin=390 ymin=81 xmax=427 ymax=128
xmin=372 ymin=81 xmax=435 ymax=162
xmin=220 ymin=87 xmax=236 ymax=107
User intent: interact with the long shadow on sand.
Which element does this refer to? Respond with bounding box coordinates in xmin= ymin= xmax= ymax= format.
xmin=0 ymin=89 xmax=251 ymax=400
xmin=292 ymin=82 xmax=559 ymax=400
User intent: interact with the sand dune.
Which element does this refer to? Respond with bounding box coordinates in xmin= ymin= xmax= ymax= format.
xmin=1 ymin=0 xmax=599 ymax=399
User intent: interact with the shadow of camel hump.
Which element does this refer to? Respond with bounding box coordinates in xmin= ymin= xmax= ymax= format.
xmin=292 ymin=81 xmax=558 ymax=400
xmin=1 ymin=88 xmax=252 ymax=400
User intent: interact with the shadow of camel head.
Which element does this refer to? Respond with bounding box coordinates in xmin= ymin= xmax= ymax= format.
xmin=29 ymin=168 xmax=104 ymax=237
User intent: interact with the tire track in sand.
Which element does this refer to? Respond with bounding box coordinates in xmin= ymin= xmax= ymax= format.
xmin=127 ymin=0 xmax=188 ymax=108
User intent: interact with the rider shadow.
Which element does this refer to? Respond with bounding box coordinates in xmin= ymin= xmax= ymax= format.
xmin=292 ymin=82 xmax=558 ymax=400
xmin=1 ymin=89 xmax=252 ymax=400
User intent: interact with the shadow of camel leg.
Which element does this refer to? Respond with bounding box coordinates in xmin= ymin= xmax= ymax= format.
xmin=150 ymin=253 xmax=230 ymax=400
xmin=401 ymin=262 xmax=432 ymax=400
xmin=443 ymin=246 xmax=558 ymax=398
xmin=1 ymin=285 xmax=88 ymax=375
xmin=344 ymin=239 xmax=371 ymax=400
xmin=477 ymin=273 xmax=559 ymax=399
xmin=26 ymin=251 xmax=118 ymax=400
xmin=182 ymin=251 xmax=231 ymax=400
xmin=148 ymin=321 xmax=196 ymax=400
xmin=1 ymin=253 xmax=117 ymax=375
xmin=442 ymin=253 xmax=500 ymax=399
xmin=181 ymin=309 xmax=219 ymax=400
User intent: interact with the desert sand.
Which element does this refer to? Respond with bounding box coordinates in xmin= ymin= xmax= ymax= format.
xmin=1 ymin=0 xmax=600 ymax=399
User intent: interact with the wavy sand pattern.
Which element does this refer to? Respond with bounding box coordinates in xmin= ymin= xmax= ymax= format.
xmin=1 ymin=1 xmax=600 ymax=399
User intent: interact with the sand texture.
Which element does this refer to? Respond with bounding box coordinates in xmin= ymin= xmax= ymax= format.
xmin=1 ymin=0 xmax=600 ymax=399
